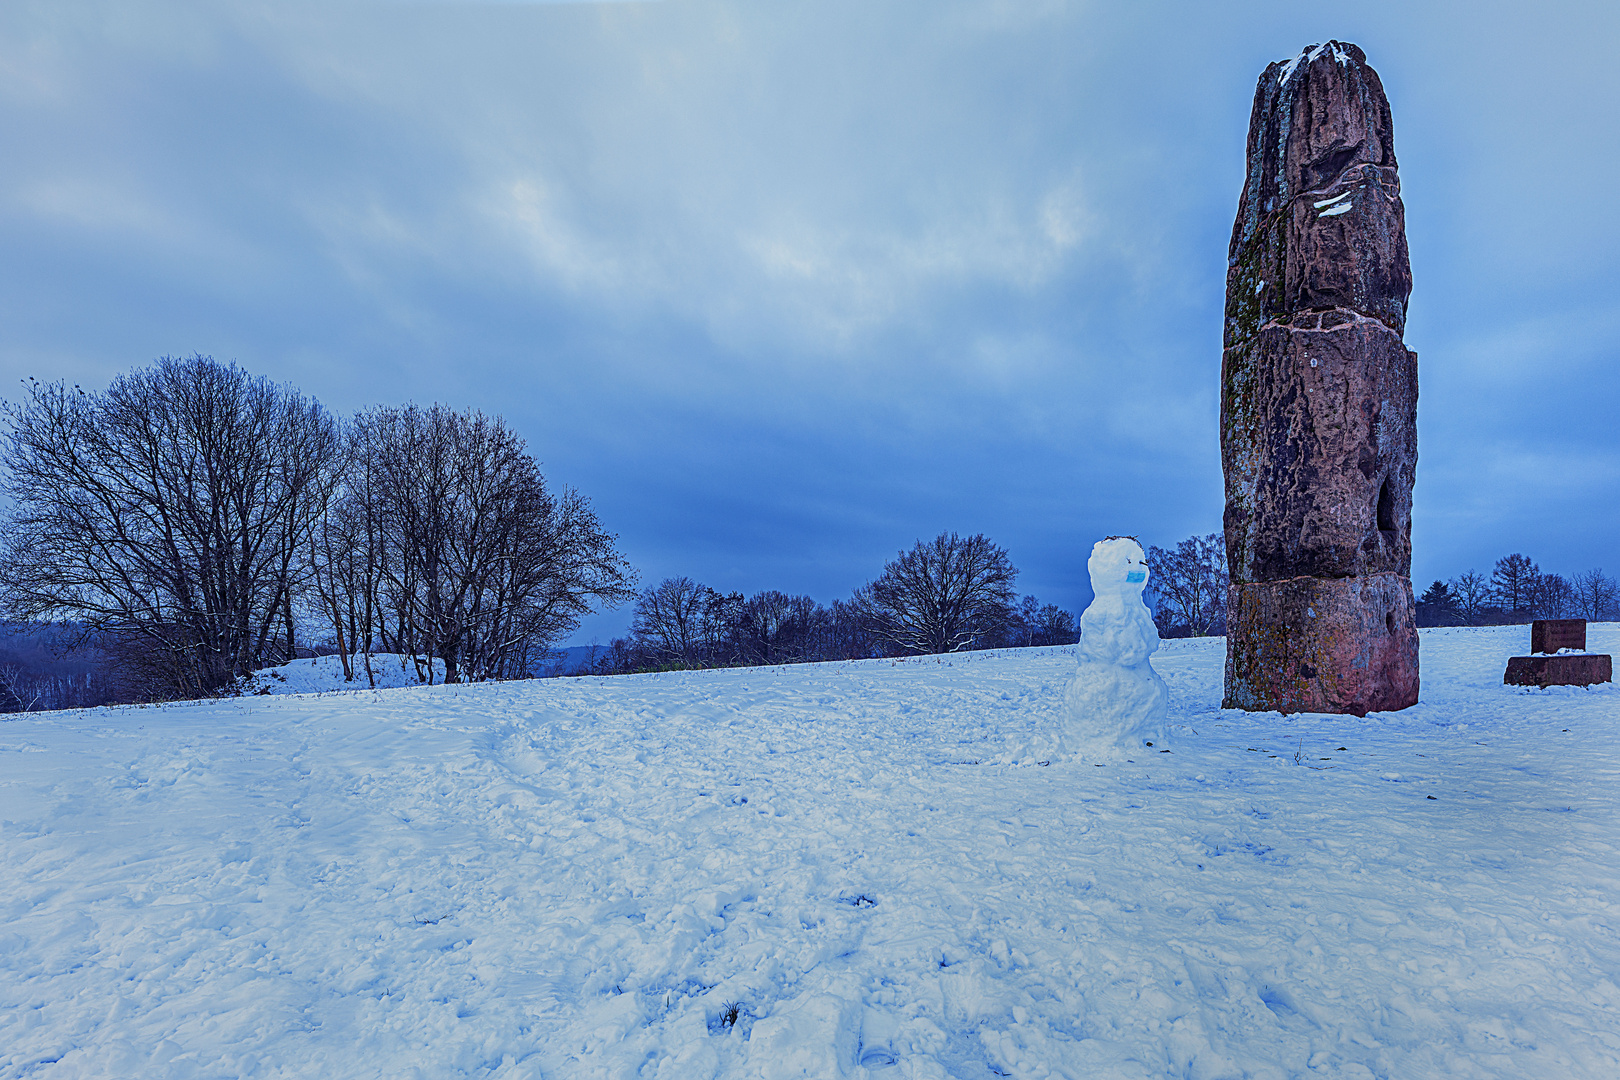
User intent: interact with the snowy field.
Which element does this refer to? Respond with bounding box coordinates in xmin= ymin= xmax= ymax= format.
xmin=3 ymin=625 xmax=1618 ymax=1080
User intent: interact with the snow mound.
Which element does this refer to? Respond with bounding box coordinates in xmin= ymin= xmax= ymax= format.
xmin=235 ymin=653 xmax=447 ymax=696
xmin=2 ymin=624 xmax=1617 ymax=1079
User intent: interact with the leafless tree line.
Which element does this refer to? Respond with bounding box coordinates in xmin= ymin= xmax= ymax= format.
xmin=1147 ymin=532 xmax=1618 ymax=633
xmin=0 ymin=665 xmax=105 ymax=713
xmin=598 ymin=532 xmax=1077 ymax=674
xmin=615 ymin=578 xmax=869 ymax=669
xmin=0 ymin=623 xmax=112 ymax=713
xmin=1420 ymin=554 xmax=1618 ymax=626
xmin=1 ymin=356 xmax=633 ymax=704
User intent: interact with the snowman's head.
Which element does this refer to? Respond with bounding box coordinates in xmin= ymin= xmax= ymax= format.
xmin=1088 ymin=536 xmax=1149 ymax=598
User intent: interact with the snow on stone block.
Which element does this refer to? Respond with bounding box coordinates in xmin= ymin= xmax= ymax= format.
xmin=1061 ymin=536 xmax=1168 ymax=759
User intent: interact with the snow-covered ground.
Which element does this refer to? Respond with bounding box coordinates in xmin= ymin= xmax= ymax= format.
xmin=3 ymin=625 xmax=1617 ymax=1079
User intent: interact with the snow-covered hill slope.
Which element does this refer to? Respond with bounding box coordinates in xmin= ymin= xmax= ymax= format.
xmin=2 ymin=626 xmax=1617 ymax=1079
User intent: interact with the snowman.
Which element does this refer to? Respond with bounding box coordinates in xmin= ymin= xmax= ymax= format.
xmin=1062 ymin=536 xmax=1169 ymax=759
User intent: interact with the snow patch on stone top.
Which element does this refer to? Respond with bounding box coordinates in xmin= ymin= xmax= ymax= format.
xmin=1278 ymin=42 xmax=1354 ymax=87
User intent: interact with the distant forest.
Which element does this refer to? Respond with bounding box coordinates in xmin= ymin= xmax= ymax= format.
xmin=1135 ymin=536 xmax=1616 ymax=637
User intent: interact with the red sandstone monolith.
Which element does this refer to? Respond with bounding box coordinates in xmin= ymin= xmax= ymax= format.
xmin=1221 ymin=42 xmax=1419 ymax=716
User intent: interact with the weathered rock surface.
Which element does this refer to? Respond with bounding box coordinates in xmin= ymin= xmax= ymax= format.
xmin=1223 ymin=319 xmax=1417 ymax=582
xmin=1222 ymin=42 xmax=1419 ymax=715
xmin=1225 ymin=573 xmax=1418 ymax=717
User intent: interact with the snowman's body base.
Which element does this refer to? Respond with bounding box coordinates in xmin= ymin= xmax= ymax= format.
xmin=1062 ymin=657 xmax=1168 ymax=758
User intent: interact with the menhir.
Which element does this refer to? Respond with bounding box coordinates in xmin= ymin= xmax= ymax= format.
xmin=1221 ymin=42 xmax=1419 ymax=716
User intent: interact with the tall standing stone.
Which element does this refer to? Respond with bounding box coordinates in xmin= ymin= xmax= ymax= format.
xmin=1221 ymin=42 xmax=1419 ymax=716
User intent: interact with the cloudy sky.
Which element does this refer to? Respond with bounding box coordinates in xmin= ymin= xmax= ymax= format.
xmin=2 ymin=0 xmax=1616 ymax=644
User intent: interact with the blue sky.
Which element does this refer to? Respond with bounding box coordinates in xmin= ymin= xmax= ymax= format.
xmin=2 ymin=0 xmax=1616 ymax=645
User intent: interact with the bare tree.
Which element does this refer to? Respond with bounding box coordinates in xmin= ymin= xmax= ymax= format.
xmin=1006 ymin=595 xmax=1078 ymax=647
xmin=0 ymin=357 xmax=343 ymax=699
xmin=1032 ymin=603 xmax=1077 ymax=645
xmin=700 ymin=590 xmax=746 ymax=664
xmin=631 ymin=577 xmax=714 ymax=666
xmin=824 ymin=598 xmax=881 ymax=660
xmin=1572 ymin=569 xmax=1618 ymax=622
xmin=306 ymin=474 xmax=387 ymax=685
xmin=1146 ymin=533 xmax=1227 ymax=637
xmin=739 ymin=590 xmax=795 ymax=664
xmin=0 ymin=664 xmax=38 ymax=712
xmin=852 ymin=532 xmax=1017 ymax=655
xmin=347 ymin=404 xmax=635 ymax=682
xmin=1529 ymin=572 xmax=1574 ymax=620
xmin=1491 ymin=554 xmax=1539 ymax=622
xmin=732 ymin=591 xmax=825 ymax=665
xmin=1446 ymin=570 xmax=1492 ymax=626
xmin=1009 ymin=595 xmax=1042 ymax=647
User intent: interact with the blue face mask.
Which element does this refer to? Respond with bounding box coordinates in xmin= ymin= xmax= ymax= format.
xmin=1126 ymin=570 xmax=1146 ymax=583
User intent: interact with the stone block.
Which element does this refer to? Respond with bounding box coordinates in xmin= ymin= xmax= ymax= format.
xmin=1531 ymin=619 xmax=1587 ymax=654
xmin=1236 ymin=43 xmax=1396 ymax=213
xmin=1503 ymin=654 xmax=1612 ymax=688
